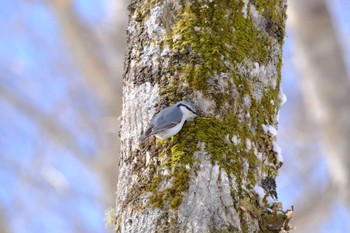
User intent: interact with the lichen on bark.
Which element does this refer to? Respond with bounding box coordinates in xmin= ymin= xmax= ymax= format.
xmin=116 ymin=0 xmax=290 ymax=232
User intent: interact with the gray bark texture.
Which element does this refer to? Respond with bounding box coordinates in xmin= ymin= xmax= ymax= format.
xmin=116 ymin=0 xmax=291 ymax=232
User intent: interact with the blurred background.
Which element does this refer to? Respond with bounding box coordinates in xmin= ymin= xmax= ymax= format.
xmin=0 ymin=0 xmax=349 ymax=232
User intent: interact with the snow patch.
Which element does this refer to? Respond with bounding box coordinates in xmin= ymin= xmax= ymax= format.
xmin=279 ymin=87 xmax=287 ymax=106
xmin=262 ymin=124 xmax=277 ymax=136
xmin=162 ymin=168 xmax=169 ymax=176
xmin=232 ymin=135 xmax=239 ymax=145
xmin=253 ymin=185 xmax=266 ymax=199
xmin=267 ymin=196 xmax=276 ymax=205
xmin=277 ymin=153 xmax=283 ymax=164
xmin=272 ymin=141 xmax=283 ymax=164
xmin=272 ymin=141 xmax=281 ymax=154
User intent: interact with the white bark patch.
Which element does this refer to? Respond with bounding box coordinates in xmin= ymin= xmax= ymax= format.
xmin=144 ymin=6 xmax=164 ymax=38
xmin=146 ymin=151 xmax=151 ymax=166
xmin=266 ymin=62 xmax=279 ymax=88
xmin=120 ymin=82 xmax=160 ymax=152
xmin=225 ymin=134 xmax=231 ymax=144
xmin=251 ymin=83 xmax=263 ymax=101
xmin=249 ymin=5 xmax=266 ymax=30
xmin=161 ymin=46 xmax=171 ymax=68
xmin=235 ymin=4 xmax=282 ymax=102
xmin=241 ymin=158 xmax=250 ymax=187
xmin=237 ymin=58 xmax=280 ymax=102
xmin=161 ymin=46 xmax=171 ymax=56
xmin=177 ymin=147 xmax=241 ymax=232
xmin=139 ymin=6 xmax=166 ymax=74
xmin=158 ymin=176 xmax=174 ymax=191
xmin=141 ymin=44 xmax=162 ymax=74
xmin=117 ymin=203 xmax=163 ymax=233
xmin=195 ymin=91 xmax=216 ymax=116
xmin=250 ymin=61 xmax=278 ymax=88
xmin=246 ymin=138 xmax=252 ymax=151
xmin=207 ymin=72 xmax=231 ymax=96
xmin=218 ymin=72 xmax=230 ymax=88
xmin=243 ymin=95 xmax=251 ymax=108
xmin=256 ymin=152 xmax=263 ymax=161
xmin=173 ymin=34 xmax=182 ymax=42
xmin=242 ymin=0 xmax=249 ymax=18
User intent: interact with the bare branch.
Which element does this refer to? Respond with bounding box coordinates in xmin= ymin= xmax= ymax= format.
xmin=47 ymin=0 xmax=117 ymax=110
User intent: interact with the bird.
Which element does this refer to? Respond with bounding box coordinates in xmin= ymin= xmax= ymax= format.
xmin=138 ymin=101 xmax=197 ymax=142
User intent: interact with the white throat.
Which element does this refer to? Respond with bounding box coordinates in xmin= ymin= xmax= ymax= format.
xmin=179 ymin=105 xmax=196 ymax=120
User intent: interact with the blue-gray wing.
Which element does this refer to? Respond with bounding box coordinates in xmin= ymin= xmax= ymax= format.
xmin=152 ymin=105 xmax=182 ymax=132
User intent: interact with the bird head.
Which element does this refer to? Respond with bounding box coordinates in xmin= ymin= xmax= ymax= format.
xmin=176 ymin=101 xmax=197 ymax=120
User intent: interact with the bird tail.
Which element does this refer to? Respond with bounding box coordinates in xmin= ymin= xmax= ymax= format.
xmin=138 ymin=135 xmax=149 ymax=142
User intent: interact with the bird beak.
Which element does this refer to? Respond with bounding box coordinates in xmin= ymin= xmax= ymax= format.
xmin=193 ymin=111 xmax=201 ymax=117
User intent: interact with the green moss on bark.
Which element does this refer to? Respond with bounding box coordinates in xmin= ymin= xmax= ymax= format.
xmin=167 ymin=1 xmax=272 ymax=95
xmin=253 ymin=0 xmax=287 ymax=43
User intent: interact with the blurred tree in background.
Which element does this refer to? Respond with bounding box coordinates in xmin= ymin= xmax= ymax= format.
xmin=0 ymin=0 xmax=127 ymax=232
xmin=0 ymin=0 xmax=350 ymax=233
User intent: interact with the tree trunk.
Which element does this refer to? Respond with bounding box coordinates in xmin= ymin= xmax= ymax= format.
xmin=116 ymin=0 xmax=290 ymax=232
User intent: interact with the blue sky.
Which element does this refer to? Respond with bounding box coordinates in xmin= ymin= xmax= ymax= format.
xmin=0 ymin=1 xmax=107 ymax=232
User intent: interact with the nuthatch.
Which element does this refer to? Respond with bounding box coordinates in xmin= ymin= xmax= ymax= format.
xmin=139 ymin=101 xmax=197 ymax=142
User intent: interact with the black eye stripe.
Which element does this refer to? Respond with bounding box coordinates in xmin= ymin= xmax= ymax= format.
xmin=178 ymin=103 xmax=196 ymax=114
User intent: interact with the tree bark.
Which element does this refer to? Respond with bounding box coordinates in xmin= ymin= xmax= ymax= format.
xmin=116 ymin=0 xmax=290 ymax=232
